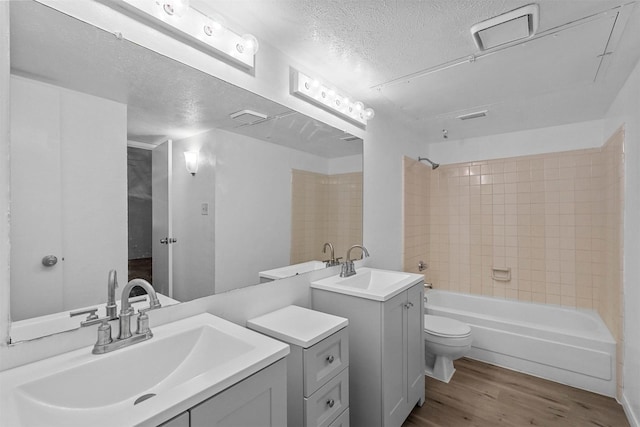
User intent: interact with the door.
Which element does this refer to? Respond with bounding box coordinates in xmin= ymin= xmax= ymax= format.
xmin=406 ymin=284 xmax=425 ymax=406
xmin=383 ymin=291 xmax=407 ymax=427
xmin=10 ymin=78 xmax=64 ymax=321
xmin=152 ymin=140 xmax=173 ymax=297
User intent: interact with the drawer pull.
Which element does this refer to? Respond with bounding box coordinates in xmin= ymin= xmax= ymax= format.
xmin=327 ymin=398 xmax=335 ymax=408
xmin=326 ymin=355 xmax=335 ymax=364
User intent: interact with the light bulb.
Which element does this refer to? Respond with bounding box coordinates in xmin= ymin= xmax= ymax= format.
xmin=184 ymin=151 xmax=199 ymax=176
xmin=203 ymin=13 xmax=226 ymax=36
xmin=163 ymin=0 xmax=190 ymax=17
xmin=364 ymin=108 xmax=375 ymax=120
xmin=236 ymin=34 xmax=259 ymax=55
xmin=354 ymin=101 xmax=364 ymax=112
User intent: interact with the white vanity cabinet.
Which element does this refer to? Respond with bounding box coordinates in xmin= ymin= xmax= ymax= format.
xmin=189 ymin=358 xmax=287 ymax=427
xmin=247 ymin=305 xmax=350 ymax=427
xmin=312 ymin=280 xmax=425 ymax=427
xmin=159 ymin=358 xmax=287 ymax=427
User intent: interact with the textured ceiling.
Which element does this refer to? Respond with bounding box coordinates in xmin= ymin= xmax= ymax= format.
xmin=9 ymin=1 xmax=362 ymax=158
xmin=196 ymin=0 xmax=640 ymax=141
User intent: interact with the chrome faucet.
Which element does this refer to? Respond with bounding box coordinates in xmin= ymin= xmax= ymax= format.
xmin=340 ymin=245 xmax=370 ymax=277
xmin=73 ymin=269 xmax=120 ymax=327
xmin=90 ymin=278 xmax=161 ymax=354
xmin=322 ymin=242 xmax=342 ymax=267
xmin=105 ymin=269 xmax=119 ymax=320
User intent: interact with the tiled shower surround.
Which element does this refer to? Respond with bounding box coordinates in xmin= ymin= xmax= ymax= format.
xmin=404 ymin=128 xmax=624 ymax=396
xmin=291 ymin=170 xmax=363 ymax=265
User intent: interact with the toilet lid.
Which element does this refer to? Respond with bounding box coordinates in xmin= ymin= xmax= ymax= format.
xmin=424 ymin=315 xmax=471 ymax=337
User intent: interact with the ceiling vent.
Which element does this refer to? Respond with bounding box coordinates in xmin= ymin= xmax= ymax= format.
xmin=229 ymin=109 xmax=268 ymax=125
xmin=456 ymin=110 xmax=488 ymax=121
xmin=471 ymin=4 xmax=539 ymax=51
xmin=340 ymin=134 xmax=362 ymax=143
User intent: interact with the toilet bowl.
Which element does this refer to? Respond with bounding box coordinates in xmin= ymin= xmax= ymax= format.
xmin=424 ymin=314 xmax=472 ymax=383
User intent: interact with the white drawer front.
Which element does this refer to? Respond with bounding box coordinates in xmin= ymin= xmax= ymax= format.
xmin=328 ymin=408 xmax=349 ymax=427
xmin=304 ymin=368 xmax=349 ymax=427
xmin=304 ymin=327 xmax=349 ymax=396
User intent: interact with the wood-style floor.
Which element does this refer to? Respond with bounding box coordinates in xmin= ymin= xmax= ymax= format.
xmin=403 ymin=358 xmax=629 ymax=427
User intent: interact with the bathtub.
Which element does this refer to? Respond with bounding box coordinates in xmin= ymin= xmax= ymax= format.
xmin=425 ymin=289 xmax=616 ymax=397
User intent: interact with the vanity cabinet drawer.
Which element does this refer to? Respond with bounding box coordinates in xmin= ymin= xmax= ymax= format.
xmin=304 ymin=327 xmax=349 ymax=396
xmin=328 ymin=408 xmax=349 ymax=427
xmin=304 ymin=367 xmax=349 ymax=427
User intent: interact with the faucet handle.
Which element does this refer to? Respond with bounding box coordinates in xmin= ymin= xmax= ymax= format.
xmin=70 ymin=307 xmax=98 ymax=320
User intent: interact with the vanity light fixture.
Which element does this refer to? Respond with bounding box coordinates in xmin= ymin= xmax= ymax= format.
xmin=102 ymin=0 xmax=259 ymax=70
xmin=184 ymin=151 xmax=199 ymax=176
xmin=291 ymin=69 xmax=374 ymax=128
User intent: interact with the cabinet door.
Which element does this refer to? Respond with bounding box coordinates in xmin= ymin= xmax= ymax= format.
xmin=406 ymin=284 xmax=425 ymax=406
xmin=190 ymin=359 xmax=287 ymax=427
xmin=159 ymin=412 xmax=189 ymax=427
xmin=382 ymin=292 xmax=407 ymax=427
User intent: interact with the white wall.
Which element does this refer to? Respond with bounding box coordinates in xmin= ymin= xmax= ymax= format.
xmin=0 ymin=2 xmax=11 ymax=346
xmin=171 ymin=137 xmax=216 ymax=302
xmin=327 ymin=154 xmax=363 ymax=175
xmin=363 ymin=115 xmax=423 ymax=270
xmin=605 ymin=59 xmax=640 ymax=426
xmin=175 ymin=128 xmax=331 ymax=294
xmin=426 ymin=119 xmax=606 ymax=165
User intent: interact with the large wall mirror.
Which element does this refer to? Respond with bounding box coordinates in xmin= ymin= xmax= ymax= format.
xmin=8 ymin=1 xmax=363 ymax=343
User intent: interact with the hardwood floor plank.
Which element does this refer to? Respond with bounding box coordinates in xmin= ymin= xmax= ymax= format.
xmin=403 ymin=358 xmax=629 ymax=427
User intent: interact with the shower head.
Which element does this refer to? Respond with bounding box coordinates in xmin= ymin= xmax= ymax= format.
xmin=418 ymin=157 xmax=440 ymax=170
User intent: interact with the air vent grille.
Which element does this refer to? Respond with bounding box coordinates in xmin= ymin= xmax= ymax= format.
xmin=229 ymin=109 xmax=268 ymax=125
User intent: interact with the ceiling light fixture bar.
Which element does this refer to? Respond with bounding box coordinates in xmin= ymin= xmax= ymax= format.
xmin=372 ymin=4 xmax=624 ymax=91
xmin=457 ymin=110 xmax=488 ymax=120
xmin=291 ymin=69 xmax=374 ymax=128
xmin=101 ymin=0 xmax=258 ymax=70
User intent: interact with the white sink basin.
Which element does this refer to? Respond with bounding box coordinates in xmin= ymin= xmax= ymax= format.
xmin=0 ymin=313 xmax=289 ymax=426
xmin=259 ymin=260 xmax=327 ymax=280
xmin=311 ymin=267 xmax=423 ymax=301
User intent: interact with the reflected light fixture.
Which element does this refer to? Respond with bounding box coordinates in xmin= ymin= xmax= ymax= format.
xmin=102 ymin=0 xmax=259 ymax=70
xmin=291 ymin=69 xmax=374 ymax=128
xmin=184 ymin=151 xmax=199 ymax=176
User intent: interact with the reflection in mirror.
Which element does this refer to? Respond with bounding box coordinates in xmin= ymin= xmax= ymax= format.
xmin=8 ymin=1 xmax=362 ymax=343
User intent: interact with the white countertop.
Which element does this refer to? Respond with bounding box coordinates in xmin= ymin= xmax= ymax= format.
xmin=0 ymin=313 xmax=289 ymax=427
xmin=247 ymin=305 xmax=348 ymax=348
xmin=258 ymin=260 xmax=327 ymax=280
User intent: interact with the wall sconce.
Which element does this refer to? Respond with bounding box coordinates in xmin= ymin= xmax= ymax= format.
xmin=290 ymin=69 xmax=374 ymax=128
xmin=102 ymin=0 xmax=259 ymax=70
xmin=184 ymin=151 xmax=199 ymax=176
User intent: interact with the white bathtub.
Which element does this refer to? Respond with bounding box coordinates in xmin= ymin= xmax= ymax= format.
xmin=425 ymin=289 xmax=616 ymax=397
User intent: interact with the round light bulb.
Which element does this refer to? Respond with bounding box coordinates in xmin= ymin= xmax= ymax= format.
xmin=163 ymin=0 xmax=190 ymax=17
xmin=237 ymin=34 xmax=259 ymax=55
xmin=354 ymin=101 xmax=364 ymax=111
xmin=364 ymin=107 xmax=375 ymax=120
xmin=203 ymin=13 xmax=225 ymax=37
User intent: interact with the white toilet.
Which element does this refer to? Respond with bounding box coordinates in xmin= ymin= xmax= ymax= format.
xmin=424 ymin=314 xmax=472 ymax=383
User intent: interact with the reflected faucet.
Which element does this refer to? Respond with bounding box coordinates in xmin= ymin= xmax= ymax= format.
xmin=105 ymin=269 xmax=119 ymax=320
xmin=90 ymin=278 xmax=161 ymax=354
xmin=322 ymin=242 xmax=342 ymax=267
xmin=340 ymin=245 xmax=370 ymax=277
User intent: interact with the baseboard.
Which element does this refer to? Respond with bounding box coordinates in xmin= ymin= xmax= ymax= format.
xmin=622 ymin=393 xmax=639 ymax=427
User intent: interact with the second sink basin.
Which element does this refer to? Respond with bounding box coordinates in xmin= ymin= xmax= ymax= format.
xmin=311 ymin=267 xmax=423 ymax=301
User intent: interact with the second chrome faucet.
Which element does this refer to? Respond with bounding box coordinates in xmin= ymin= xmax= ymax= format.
xmin=340 ymin=245 xmax=370 ymax=277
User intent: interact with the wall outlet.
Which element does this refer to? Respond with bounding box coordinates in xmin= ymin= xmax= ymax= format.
xmin=201 ymin=203 xmax=209 ymax=215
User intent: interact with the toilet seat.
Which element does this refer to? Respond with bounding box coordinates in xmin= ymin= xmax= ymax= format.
xmin=424 ymin=314 xmax=471 ymax=338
